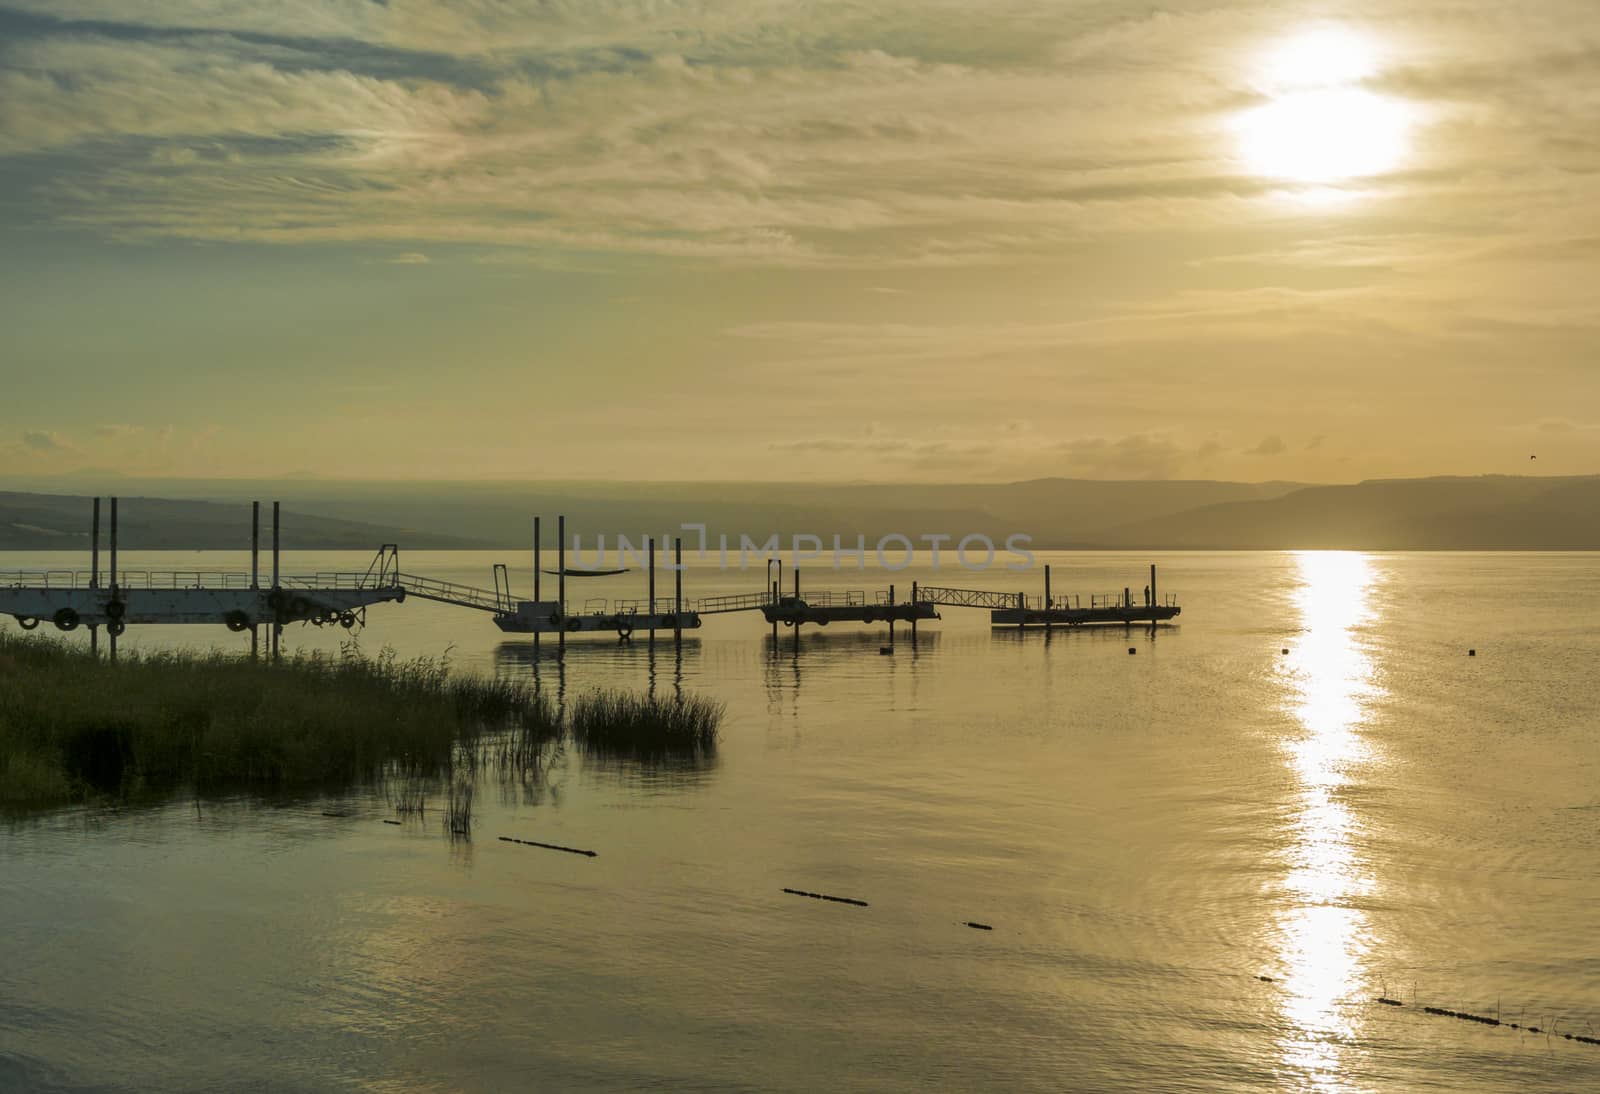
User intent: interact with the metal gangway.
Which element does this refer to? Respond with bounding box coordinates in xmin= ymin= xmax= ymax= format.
xmin=693 ymin=591 xmax=775 ymax=615
xmin=395 ymin=572 xmax=512 ymax=614
xmin=915 ymin=585 xmax=1025 ymax=610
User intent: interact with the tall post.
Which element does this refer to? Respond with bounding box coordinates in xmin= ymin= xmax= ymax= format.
xmin=91 ymin=497 xmax=101 ymax=589
xmin=888 ymin=583 xmax=895 ymax=648
xmin=911 ymin=580 xmax=918 ymax=643
xmin=533 ymin=516 xmax=541 ymax=653
xmin=89 ymin=498 xmax=101 ymax=656
xmin=558 ymin=515 xmax=566 ymax=653
xmin=648 ymin=537 xmax=656 ymax=643
xmin=109 ymin=497 xmax=119 ymax=662
xmin=1018 ymin=590 xmax=1025 ymax=632
xmin=1150 ymin=563 xmax=1157 ymax=609
xmin=247 ymin=500 xmax=260 ymax=659
xmin=771 ymin=580 xmax=778 ymax=642
xmin=1044 ymin=564 xmax=1052 ymax=633
xmin=793 ymin=568 xmax=801 ymax=640
xmin=673 ymin=537 xmax=683 ymax=646
xmin=272 ymin=501 xmax=282 ymax=660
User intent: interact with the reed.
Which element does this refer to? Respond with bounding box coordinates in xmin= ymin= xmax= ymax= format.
xmin=568 ymin=688 xmax=723 ymax=757
xmin=0 ymin=631 xmax=560 ymax=811
xmin=444 ymin=766 xmax=475 ymax=838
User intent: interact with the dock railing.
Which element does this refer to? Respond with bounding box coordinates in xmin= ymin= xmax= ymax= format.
xmin=0 ymin=568 xmax=400 ymax=592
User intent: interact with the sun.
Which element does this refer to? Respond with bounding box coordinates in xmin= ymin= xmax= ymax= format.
xmin=1235 ymin=26 xmax=1412 ymax=185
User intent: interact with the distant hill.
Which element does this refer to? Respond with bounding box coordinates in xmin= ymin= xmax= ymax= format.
xmin=1091 ymin=476 xmax=1600 ymax=549
xmin=0 ymin=477 xmax=1305 ymax=549
xmin=1 ymin=475 xmax=1595 ymax=551
xmin=0 ymin=493 xmax=491 ymax=551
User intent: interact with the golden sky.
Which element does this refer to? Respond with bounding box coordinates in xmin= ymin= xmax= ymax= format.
xmin=1 ymin=1 xmax=1595 ymax=482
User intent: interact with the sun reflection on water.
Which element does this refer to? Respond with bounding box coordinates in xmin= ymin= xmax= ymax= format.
xmin=1275 ymin=551 xmax=1384 ymax=1088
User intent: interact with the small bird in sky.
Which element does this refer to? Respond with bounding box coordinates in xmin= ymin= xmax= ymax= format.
xmin=1529 ymin=454 xmax=1538 ymax=460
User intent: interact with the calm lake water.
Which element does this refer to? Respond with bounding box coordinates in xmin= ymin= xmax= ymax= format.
xmin=3 ymin=550 xmax=1598 ymax=1092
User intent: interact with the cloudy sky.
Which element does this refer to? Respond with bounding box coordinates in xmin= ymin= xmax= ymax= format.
xmin=2 ymin=0 xmax=1595 ymax=482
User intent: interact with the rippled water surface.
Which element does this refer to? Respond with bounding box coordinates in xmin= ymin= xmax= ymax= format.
xmin=3 ymin=550 xmax=1598 ymax=1092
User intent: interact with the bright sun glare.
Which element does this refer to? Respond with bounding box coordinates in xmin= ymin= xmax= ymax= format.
xmin=1236 ymin=26 xmax=1412 ymax=186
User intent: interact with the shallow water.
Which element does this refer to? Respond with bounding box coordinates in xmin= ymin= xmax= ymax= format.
xmin=3 ymin=550 xmax=1598 ymax=1092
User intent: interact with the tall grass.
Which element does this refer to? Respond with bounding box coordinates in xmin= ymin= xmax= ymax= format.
xmin=0 ymin=632 xmax=559 ymax=812
xmin=569 ymin=689 xmax=723 ymax=759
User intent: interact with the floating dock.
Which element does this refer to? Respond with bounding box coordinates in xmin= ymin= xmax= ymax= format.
xmin=921 ymin=565 xmax=1180 ymax=628
xmin=988 ymin=603 xmax=1181 ymax=627
xmin=490 ymin=601 xmax=701 ymax=636
xmin=762 ymin=592 xmax=938 ymax=628
xmin=0 ymin=569 xmax=401 ymax=632
xmin=0 ymin=499 xmax=410 ymax=658
xmin=1 ymin=500 xmax=1180 ymax=652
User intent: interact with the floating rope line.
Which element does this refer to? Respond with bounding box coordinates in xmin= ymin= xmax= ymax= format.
xmin=782 ymin=887 xmax=868 ymax=908
xmin=1368 ymin=998 xmax=1600 ymax=1045
xmin=375 ymin=820 xmax=1001 ymax=930
xmin=498 ymin=835 xmax=597 ymax=857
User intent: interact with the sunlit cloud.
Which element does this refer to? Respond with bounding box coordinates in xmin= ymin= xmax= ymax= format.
xmin=2 ymin=0 xmax=1597 ymax=481
xmin=0 ymin=0 xmax=1590 ymax=266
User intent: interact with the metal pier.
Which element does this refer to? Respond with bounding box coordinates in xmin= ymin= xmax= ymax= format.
xmin=2 ymin=502 xmax=1182 ymax=651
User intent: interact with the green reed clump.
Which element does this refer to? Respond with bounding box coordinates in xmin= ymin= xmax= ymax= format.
xmin=568 ymin=688 xmax=723 ymax=757
xmin=0 ymin=631 xmax=559 ymax=811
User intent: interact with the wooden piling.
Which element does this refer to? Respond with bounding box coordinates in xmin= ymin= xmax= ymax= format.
xmin=90 ymin=497 xmax=101 ymax=658
xmin=1018 ymin=590 xmax=1025 ymax=631
xmin=558 ymin=515 xmax=566 ymax=653
xmin=1044 ymin=564 xmax=1052 ymax=633
xmin=648 ymin=536 xmax=656 ymax=644
xmin=888 ymin=583 xmax=895 ymax=647
xmin=911 ymin=580 xmax=918 ymax=642
xmin=109 ymin=496 xmax=119 ymax=662
xmin=271 ymin=501 xmax=282 ymax=660
xmin=533 ymin=515 xmax=541 ymax=653
xmin=674 ymin=537 xmax=683 ymax=646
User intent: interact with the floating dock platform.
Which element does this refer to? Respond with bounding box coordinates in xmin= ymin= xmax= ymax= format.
xmin=761 ymin=593 xmax=938 ymax=628
xmin=988 ymin=604 xmax=1181 ymax=627
xmin=0 ymin=570 xmax=401 ymax=633
xmin=490 ymin=600 xmax=701 ymax=636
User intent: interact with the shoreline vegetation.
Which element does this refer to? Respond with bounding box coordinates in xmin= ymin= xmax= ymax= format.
xmin=0 ymin=633 xmax=722 ymax=814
